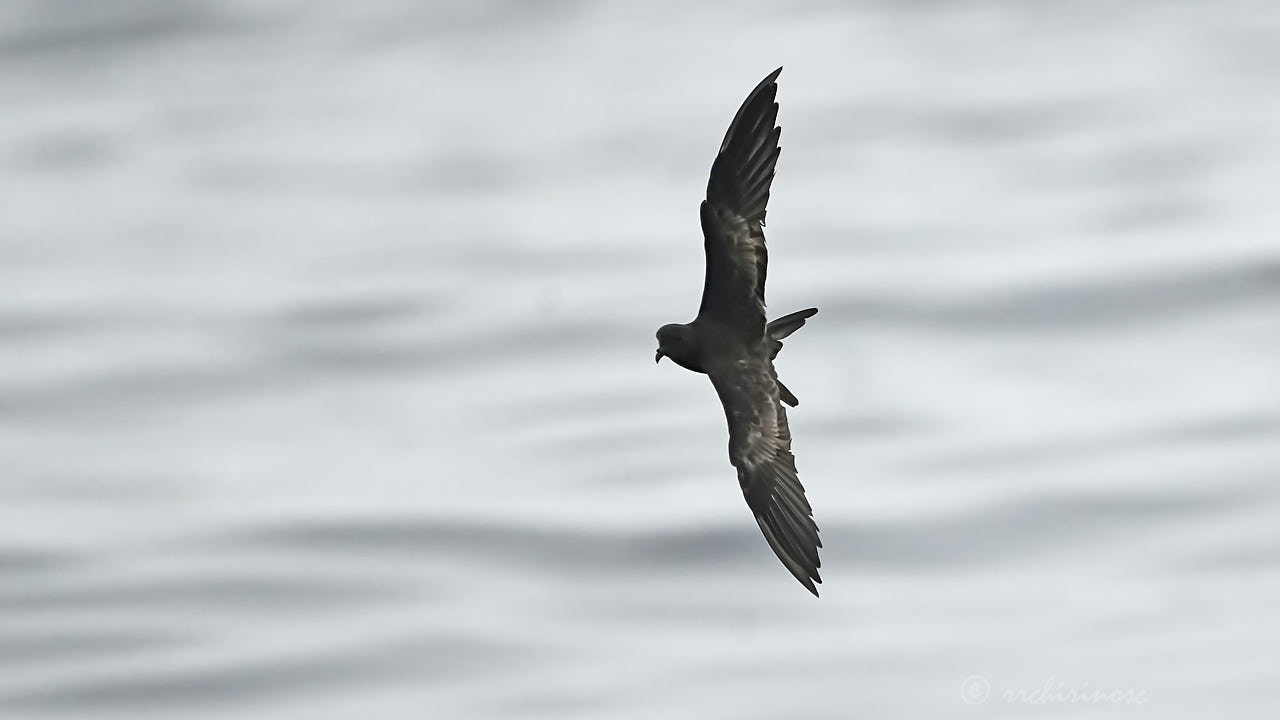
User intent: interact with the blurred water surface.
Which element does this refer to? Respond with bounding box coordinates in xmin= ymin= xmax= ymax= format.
xmin=2 ymin=1 xmax=1279 ymax=718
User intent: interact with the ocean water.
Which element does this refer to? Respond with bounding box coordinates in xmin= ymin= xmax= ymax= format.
xmin=2 ymin=1 xmax=1278 ymax=717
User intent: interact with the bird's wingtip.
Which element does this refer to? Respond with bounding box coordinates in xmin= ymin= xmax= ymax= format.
xmin=802 ymin=576 xmax=821 ymax=597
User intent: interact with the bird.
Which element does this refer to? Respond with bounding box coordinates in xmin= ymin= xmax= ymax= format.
xmin=654 ymin=67 xmax=822 ymax=596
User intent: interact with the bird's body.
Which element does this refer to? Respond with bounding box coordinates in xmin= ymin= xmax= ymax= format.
xmin=655 ymin=67 xmax=823 ymax=596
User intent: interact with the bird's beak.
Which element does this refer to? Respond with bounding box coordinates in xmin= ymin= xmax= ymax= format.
xmin=655 ymin=349 xmax=665 ymax=364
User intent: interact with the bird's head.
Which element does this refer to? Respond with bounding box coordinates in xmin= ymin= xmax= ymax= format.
xmin=655 ymin=323 xmax=698 ymax=369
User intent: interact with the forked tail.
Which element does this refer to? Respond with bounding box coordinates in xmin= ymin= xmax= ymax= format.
xmin=767 ymin=307 xmax=818 ymax=407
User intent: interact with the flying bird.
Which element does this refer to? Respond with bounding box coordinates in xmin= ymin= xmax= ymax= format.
xmin=655 ymin=67 xmax=822 ymax=596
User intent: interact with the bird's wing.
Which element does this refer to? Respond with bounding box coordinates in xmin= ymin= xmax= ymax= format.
xmin=697 ymin=67 xmax=783 ymax=339
xmin=709 ymin=355 xmax=822 ymax=595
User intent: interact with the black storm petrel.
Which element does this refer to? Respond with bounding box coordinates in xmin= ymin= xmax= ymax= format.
xmin=655 ymin=67 xmax=822 ymax=596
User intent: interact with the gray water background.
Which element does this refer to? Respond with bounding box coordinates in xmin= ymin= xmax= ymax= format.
xmin=2 ymin=1 xmax=1279 ymax=717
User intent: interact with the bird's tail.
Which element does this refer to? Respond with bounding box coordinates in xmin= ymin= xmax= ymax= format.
xmin=768 ymin=307 xmax=818 ymax=344
xmin=767 ymin=308 xmax=817 ymax=407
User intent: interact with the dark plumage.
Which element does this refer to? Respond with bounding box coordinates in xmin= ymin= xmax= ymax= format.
xmin=655 ymin=67 xmax=823 ymax=596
